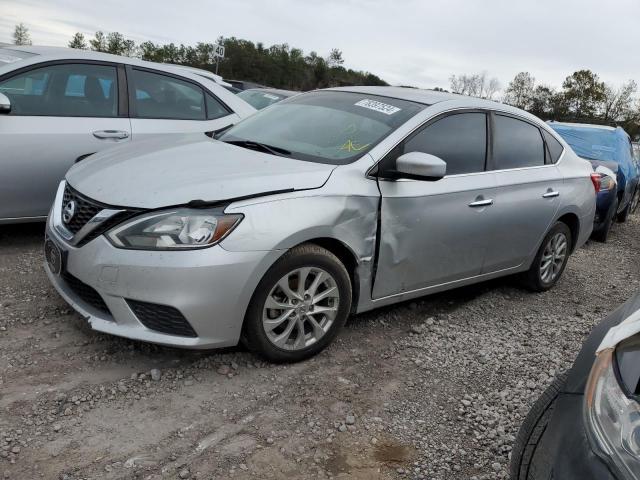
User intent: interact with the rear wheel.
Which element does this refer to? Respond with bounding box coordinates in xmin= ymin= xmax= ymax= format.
xmin=243 ymin=243 xmax=352 ymax=363
xmin=510 ymin=372 xmax=568 ymax=480
xmin=522 ymin=222 xmax=572 ymax=292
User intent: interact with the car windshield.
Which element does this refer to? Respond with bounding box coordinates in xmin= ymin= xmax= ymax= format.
xmin=549 ymin=124 xmax=623 ymax=163
xmin=219 ymin=90 xmax=425 ymax=164
xmin=237 ymin=89 xmax=290 ymax=110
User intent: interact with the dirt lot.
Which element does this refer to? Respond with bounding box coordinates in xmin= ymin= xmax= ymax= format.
xmin=1 ymin=217 xmax=639 ymax=480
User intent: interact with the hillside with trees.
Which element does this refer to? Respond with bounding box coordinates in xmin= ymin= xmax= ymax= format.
xmin=61 ymin=29 xmax=387 ymax=91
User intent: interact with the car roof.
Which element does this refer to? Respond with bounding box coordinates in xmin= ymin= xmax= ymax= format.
xmin=326 ymin=86 xmax=484 ymax=106
xmin=243 ymin=87 xmax=298 ymax=97
xmin=2 ymin=44 xmax=126 ymax=62
xmin=167 ymin=65 xmax=232 ymax=87
xmin=0 ymin=45 xmax=209 ymax=77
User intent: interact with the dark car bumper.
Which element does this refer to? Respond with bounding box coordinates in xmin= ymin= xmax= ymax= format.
xmin=593 ymin=188 xmax=617 ymax=229
xmin=525 ymin=292 xmax=640 ymax=479
xmin=528 ymin=393 xmax=615 ymax=479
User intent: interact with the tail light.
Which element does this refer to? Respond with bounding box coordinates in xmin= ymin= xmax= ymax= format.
xmin=591 ymin=173 xmax=602 ymax=193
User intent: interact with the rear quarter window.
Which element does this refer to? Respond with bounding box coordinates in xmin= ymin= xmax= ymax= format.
xmin=542 ymin=130 xmax=564 ymax=164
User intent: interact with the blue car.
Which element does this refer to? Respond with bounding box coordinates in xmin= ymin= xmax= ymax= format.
xmin=549 ymin=123 xmax=640 ymax=242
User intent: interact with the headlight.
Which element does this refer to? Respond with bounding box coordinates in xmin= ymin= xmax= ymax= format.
xmin=585 ymin=348 xmax=640 ymax=478
xmin=107 ymin=209 xmax=243 ymax=250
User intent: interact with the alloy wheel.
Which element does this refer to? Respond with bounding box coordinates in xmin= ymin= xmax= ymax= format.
xmin=262 ymin=267 xmax=340 ymax=351
xmin=539 ymin=232 xmax=568 ymax=283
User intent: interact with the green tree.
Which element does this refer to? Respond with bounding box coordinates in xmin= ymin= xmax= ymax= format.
xmin=138 ymin=41 xmax=160 ymax=61
xmin=106 ymin=32 xmax=136 ymax=57
xmin=601 ymin=80 xmax=637 ymax=123
xmin=562 ymin=70 xmax=606 ymax=119
xmin=13 ymin=23 xmax=32 ymax=46
xmin=529 ymin=85 xmax=556 ymax=119
xmin=68 ymin=32 xmax=88 ymax=50
xmin=503 ymin=72 xmax=535 ymax=110
xmin=327 ymin=48 xmax=344 ymax=67
xmin=89 ymin=31 xmax=107 ymax=52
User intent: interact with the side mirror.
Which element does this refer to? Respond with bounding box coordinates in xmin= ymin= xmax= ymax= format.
xmin=0 ymin=92 xmax=10 ymax=113
xmin=395 ymin=152 xmax=446 ymax=180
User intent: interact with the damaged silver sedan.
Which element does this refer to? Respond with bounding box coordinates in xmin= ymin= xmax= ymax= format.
xmin=44 ymin=86 xmax=596 ymax=362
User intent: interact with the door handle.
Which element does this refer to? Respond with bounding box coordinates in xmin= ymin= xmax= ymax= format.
xmin=542 ymin=191 xmax=560 ymax=198
xmin=468 ymin=198 xmax=493 ymax=207
xmin=93 ymin=130 xmax=129 ymax=140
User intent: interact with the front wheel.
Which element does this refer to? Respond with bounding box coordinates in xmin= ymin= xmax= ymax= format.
xmin=243 ymin=243 xmax=352 ymax=363
xmin=522 ymin=222 xmax=572 ymax=292
xmin=510 ymin=372 xmax=568 ymax=480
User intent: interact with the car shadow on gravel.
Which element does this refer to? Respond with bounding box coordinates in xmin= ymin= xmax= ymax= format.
xmin=0 ymin=222 xmax=45 ymax=247
xmin=349 ymin=275 xmax=519 ymax=329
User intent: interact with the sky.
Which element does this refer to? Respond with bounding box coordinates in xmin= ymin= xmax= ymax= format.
xmin=2 ymin=0 xmax=639 ymax=92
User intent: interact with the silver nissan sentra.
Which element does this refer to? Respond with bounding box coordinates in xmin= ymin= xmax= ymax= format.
xmin=44 ymin=86 xmax=596 ymax=362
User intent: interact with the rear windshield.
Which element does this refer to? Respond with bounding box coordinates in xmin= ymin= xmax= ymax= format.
xmin=549 ymin=124 xmax=623 ymax=163
xmin=0 ymin=48 xmax=36 ymax=65
xmin=219 ymin=91 xmax=425 ymax=164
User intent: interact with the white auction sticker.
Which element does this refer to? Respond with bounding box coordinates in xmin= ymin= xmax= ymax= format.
xmin=354 ymin=99 xmax=401 ymax=115
xmin=263 ymin=93 xmax=280 ymax=100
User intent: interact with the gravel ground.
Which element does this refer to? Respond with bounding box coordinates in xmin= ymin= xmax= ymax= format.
xmin=1 ymin=217 xmax=639 ymax=480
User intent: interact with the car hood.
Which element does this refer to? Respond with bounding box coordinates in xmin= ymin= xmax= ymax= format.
xmin=66 ymin=135 xmax=336 ymax=209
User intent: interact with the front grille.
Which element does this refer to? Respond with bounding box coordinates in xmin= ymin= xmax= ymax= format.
xmin=61 ymin=271 xmax=111 ymax=316
xmin=127 ymin=300 xmax=197 ymax=337
xmin=62 ymin=184 xmax=140 ymax=246
xmin=62 ymin=185 xmax=103 ymax=234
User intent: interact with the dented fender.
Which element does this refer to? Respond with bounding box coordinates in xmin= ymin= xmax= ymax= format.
xmin=221 ymin=159 xmax=380 ymax=313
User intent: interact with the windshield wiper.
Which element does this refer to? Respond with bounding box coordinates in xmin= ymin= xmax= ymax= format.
xmin=223 ymin=139 xmax=292 ymax=157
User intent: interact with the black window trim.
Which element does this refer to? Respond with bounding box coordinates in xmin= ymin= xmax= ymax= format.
xmin=0 ymin=59 xmax=127 ymax=118
xmin=126 ymin=64 xmax=233 ymax=121
xmin=375 ymin=108 xmax=489 ymax=180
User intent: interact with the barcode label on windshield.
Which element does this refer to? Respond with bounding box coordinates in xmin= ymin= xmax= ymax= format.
xmin=354 ymin=99 xmax=401 ymax=115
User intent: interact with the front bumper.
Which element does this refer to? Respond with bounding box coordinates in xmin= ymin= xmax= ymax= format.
xmin=45 ymin=215 xmax=282 ymax=349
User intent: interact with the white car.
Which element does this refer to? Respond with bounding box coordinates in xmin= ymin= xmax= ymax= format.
xmin=0 ymin=45 xmax=256 ymax=223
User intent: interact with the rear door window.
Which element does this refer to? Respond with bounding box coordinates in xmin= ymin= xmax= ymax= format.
xmin=492 ymin=115 xmax=545 ymax=169
xmin=131 ymin=69 xmax=206 ymax=120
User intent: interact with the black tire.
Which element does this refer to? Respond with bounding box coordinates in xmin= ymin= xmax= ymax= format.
xmin=591 ymin=197 xmax=618 ymax=243
xmin=521 ymin=222 xmax=572 ymax=292
xmin=243 ymin=243 xmax=352 ymax=363
xmin=617 ymin=195 xmax=631 ymax=223
xmin=510 ymin=372 xmax=568 ymax=480
xmin=630 ymin=187 xmax=640 ymax=215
